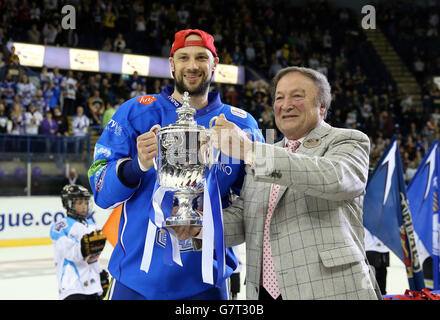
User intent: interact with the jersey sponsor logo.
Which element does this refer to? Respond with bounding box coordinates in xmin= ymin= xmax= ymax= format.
xmin=53 ymin=219 xmax=68 ymax=233
xmin=95 ymin=164 xmax=109 ymax=192
xmin=94 ymin=143 xmax=112 ymax=159
xmin=155 ymin=229 xmax=193 ymax=252
xmin=137 ymin=95 xmax=157 ymax=105
xmin=105 ymin=119 xmax=123 ymax=136
xmin=230 ymin=106 xmax=247 ymax=119
xmin=218 ymin=163 xmax=232 ymax=175
xmin=167 ymin=95 xmax=180 ymax=107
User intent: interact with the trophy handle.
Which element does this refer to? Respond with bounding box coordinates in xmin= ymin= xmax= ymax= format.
xmin=150 ymin=124 xmax=161 ymax=171
xmin=153 ymin=155 xmax=158 ymax=171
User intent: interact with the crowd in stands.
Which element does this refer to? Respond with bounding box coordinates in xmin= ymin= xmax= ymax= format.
xmin=0 ymin=0 xmax=439 ymax=184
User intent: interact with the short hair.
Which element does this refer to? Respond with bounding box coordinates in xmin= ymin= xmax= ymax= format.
xmin=270 ymin=66 xmax=332 ymax=119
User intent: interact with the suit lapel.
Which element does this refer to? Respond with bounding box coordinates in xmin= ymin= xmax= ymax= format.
xmin=272 ymin=139 xmax=287 ymax=209
xmin=273 ymin=121 xmax=332 ymax=208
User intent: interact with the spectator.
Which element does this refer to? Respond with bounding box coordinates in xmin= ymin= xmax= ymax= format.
xmin=232 ymin=45 xmax=244 ymax=66
xmin=28 ymin=23 xmax=41 ymax=43
xmin=160 ymin=39 xmax=172 ymax=57
xmin=245 ymin=41 xmax=256 ymax=63
xmin=54 ymin=24 xmax=67 ymax=46
xmin=32 ymin=89 xmax=49 ymax=115
xmin=7 ymin=46 xmax=20 ymax=69
xmin=112 ymin=76 xmax=130 ymax=101
xmin=101 ymin=102 xmax=116 ymax=128
xmin=0 ymin=103 xmax=10 ymax=134
xmin=43 ymin=81 xmax=60 ymax=110
xmin=103 ymin=4 xmax=117 ymax=39
xmin=177 ymin=4 xmax=190 ymax=26
xmin=308 ymin=53 xmax=320 ymax=70
xmin=113 ymin=98 xmax=124 ymax=111
xmin=345 ymin=107 xmax=359 ymax=128
xmin=53 ymin=106 xmax=68 ymax=137
xmin=316 ymin=58 xmax=328 ymax=77
xmin=66 ymin=29 xmax=79 ymax=48
xmin=379 ymin=111 xmax=394 ymax=139
xmin=135 ymin=15 xmax=146 ymax=32
xmin=17 ymin=75 xmax=36 ymax=108
xmin=75 ymin=83 xmax=89 ymax=109
xmin=72 ymin=106 xmax=90 ymax=155
xmin=260 ymin=102 xmax=275 ymax=130
xmin=113 ymin=33 xmax=126 ymax=52
xmin=52 ymin=67 xmax=64 ymax=87
xmin=40 ymin=111 xmax=58 ymax=152
xmin=102 ymin=38 xmax=112 ymax=51
xmin=224 ymin=85 xmax=238 ymax=107
xmin=412 ymin=56 xmax=425 ymax=84
xmin=360 ymin=98 xmax=373 ymax=121
xmin=127 ymin=71 xmax=145 ymax=91
xmin=426 ymin=115 xmax=437 ymax=132
xmin=10 ymin=103 xmax=24 ymax=135
xmin=429 ymin=12 xmax=439 ymax=28
xmin=88 ymin=89 xmax=104 ymax=125
xmin=220 ymin=47 xmax=232 ymax=65
xmin=100 ymin=78 xmax=112 ymax=103
xmin=431 ymin=107 xmax=440 ymax=126
xmin=40 ymin=66 xmax=54 ymax=88
xmin=40 ymin=110 xmax=58 ymax=135
xmin=1 ymin=73 xmax=17 ymax=109
xmin=63 ymin=167 xmax=83 ymax=186
xmin=322 ymin=30 xmax=332 ymax=51
xmin=53 ymin=106 xmax=69 ymax=153
xmin=61 ymin=70 xmax=77 ymax=116
xmin=130 ymin=83 xmax=146 ymax=98
xmin=42 ymin=23 xmax=58 ymax=45
xmin=24 ymin=103 xmax=43 ymax=135
xmin=18 ymin=0 xmax=31 ymax=29
xmin=30 ymin=1 xmax=41 ymax=23
xmin=92 ymin=4 xmax=103 ymax=34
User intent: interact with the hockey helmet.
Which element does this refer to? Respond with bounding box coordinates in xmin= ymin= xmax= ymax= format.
xmin=61 ymin=184 xmax=93 ymax=221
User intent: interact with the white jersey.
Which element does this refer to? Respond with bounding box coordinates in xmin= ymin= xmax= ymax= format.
xmin=24 ymin=111 xmax=43 ymax=135
xmin=50 ymin=216 xmax=103 ymax=300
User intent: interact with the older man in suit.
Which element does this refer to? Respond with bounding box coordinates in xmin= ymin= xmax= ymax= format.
xmin=180 ymin=66 xmax=380 ymax=300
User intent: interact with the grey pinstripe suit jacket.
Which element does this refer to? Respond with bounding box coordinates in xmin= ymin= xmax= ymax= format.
xmin=222 ymin=121 xmax=381 ymax=300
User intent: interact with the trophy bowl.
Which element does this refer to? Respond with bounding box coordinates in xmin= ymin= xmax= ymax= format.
xmin=153 ymin=92 xmax=217 ymax=228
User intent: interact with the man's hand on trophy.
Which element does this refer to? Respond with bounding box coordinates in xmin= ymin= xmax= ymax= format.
xmin=211 ymin=114 xmax=254 ymax=162
xmin=171 ymin=225 xmax=202 ymax=240
xmin=162 ymin=206 xmax=202 ymax=240
xmin=137 ymin=125 xmax=160 ymax=172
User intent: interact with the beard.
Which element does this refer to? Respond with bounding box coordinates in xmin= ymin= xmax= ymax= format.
xmin=174 ymin=71 xmax=211 ymax=96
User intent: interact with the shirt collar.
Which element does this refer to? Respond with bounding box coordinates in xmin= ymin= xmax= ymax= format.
xmin=283 ymin=119 xmax=324 ymax=147
xmin=284 ymin=136 xmax=305 ymax=147
xmin=160 ymin=86 xmax=223 ymax=118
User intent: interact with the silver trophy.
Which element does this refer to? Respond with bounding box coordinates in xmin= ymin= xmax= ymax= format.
xmin=153 ymin=92 xmax=218 ymax=228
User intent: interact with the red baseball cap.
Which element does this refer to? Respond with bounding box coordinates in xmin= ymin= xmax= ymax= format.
xmin=170 ymin=29 xmax=218 ymax=57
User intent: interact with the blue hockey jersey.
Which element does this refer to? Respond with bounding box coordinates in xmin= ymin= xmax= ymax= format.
xmin=88 ymin=86 xmax=263 ymax=299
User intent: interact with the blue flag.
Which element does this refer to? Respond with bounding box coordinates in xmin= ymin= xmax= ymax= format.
xmin=407 ymin=139 xmax=440 ymax=289
xmin=363 ymin=136 xmax=425 ymax=291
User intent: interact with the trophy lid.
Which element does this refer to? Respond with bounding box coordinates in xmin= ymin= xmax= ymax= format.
xmin=175 ymin=91 xmax=197 ymax=126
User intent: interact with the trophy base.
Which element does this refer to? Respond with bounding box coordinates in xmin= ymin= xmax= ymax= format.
xmin=163 ymin=210 xmax=203 ymax=228
xmin=163 ymin=217 xmax=203 ymax=227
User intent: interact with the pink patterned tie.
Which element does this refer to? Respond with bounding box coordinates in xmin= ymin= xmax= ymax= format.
xmin=262 ymin=139 xmax=300 ymax=299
